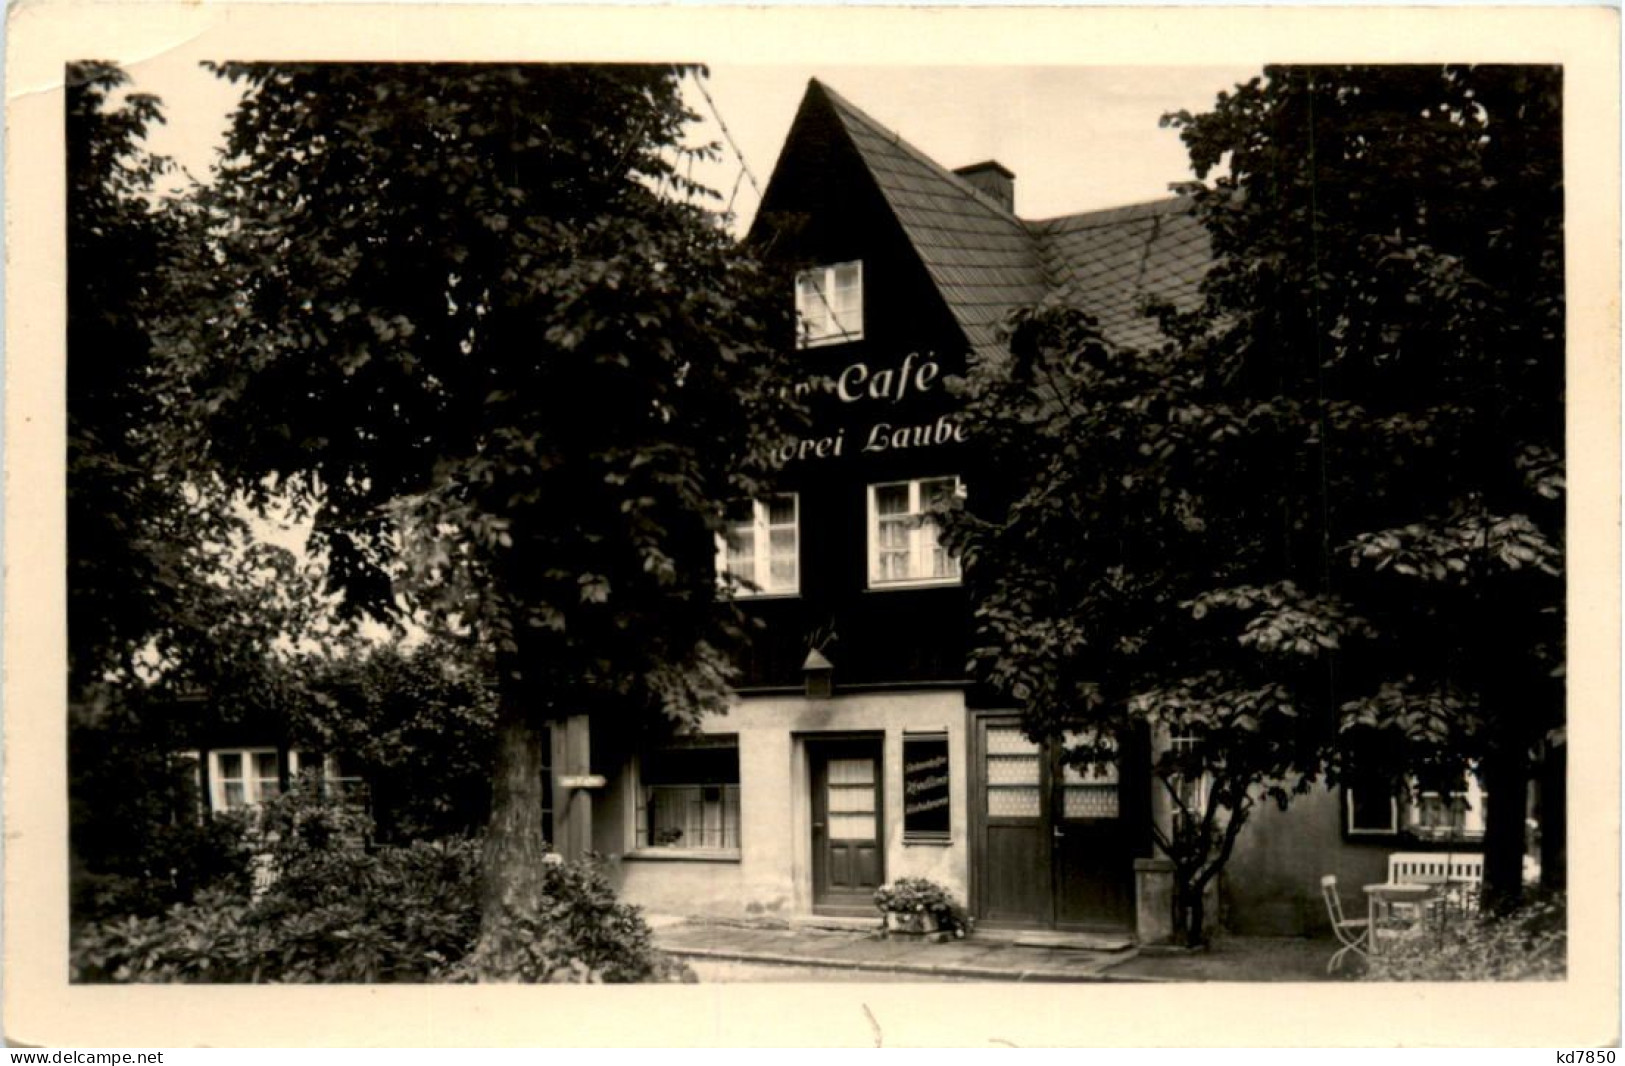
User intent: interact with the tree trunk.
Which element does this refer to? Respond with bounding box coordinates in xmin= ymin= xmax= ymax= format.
xmin=1173 ymin=873 xmax=1207 ymax=948
xmin=1538 ymin=738 xmax=1566 ymax=893
xmin=474 ymin=680 xmax=550 ymax=978
xmin=1481 ymin=742 xmax=1529 ymax=914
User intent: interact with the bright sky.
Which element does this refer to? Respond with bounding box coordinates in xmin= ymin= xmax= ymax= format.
xmin=130 ymin=62 xmax=1260 ymax=229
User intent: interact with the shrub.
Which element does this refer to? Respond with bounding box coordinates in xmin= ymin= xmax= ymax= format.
xmin=71 ymin=810 xmax=257 ymax=927
xmin=1363 ymin=894 xmax=1566 ymax=981
xmin=874 ymin=877 xmax=974 ymax=938
xmin=69 ymin=705 xmax=258 ymax=927
xmin=72 ymin=784 xmax=688 ymax=983
xmin=71 ymin=833 xmax=482 ymax=983
xmin=453 ymin=854 xmax=693 ymax=983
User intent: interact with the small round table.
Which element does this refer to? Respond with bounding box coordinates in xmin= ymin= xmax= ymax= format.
xmin=1363 ymin=882 xmax=1436 ymax=955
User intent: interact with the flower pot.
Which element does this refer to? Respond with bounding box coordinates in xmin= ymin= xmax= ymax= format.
xmin=884 ymin=910 xmax=941 ymax=936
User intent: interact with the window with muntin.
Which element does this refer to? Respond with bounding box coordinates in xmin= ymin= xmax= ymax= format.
xmin=868 ymin=477 xmax=960 ymax=588
xmin=719 ymin=494 xmax=799 ymax=596
xmin=795 ymin=260 xmax=863 ymax=347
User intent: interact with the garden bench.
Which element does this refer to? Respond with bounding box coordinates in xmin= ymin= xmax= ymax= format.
xmin=1387 ymin=851 xmax=1483 ymax=922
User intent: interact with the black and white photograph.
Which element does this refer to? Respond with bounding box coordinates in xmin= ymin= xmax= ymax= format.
xmin=6 ymin=2 xmax=1619 ymax=1050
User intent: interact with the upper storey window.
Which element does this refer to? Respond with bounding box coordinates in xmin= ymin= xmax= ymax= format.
xmin=868 ymin=477 xmax=961 ymax=588
xmin=719 ymin=494 xmax=799 ymax=597
xmin=795 ymin=260 xmax=863 ymax=347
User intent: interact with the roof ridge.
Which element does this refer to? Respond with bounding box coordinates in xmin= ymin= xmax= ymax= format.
xmin=1025 ymin=195 xmax=1196 ymax=232
xmin=812 ymin=79 xmax=1026 ymax=226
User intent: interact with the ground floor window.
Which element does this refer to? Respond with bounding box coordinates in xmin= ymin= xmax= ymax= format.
xmin=1405 ymin=770 xmax=1487 ymax=841
xmin=208 ymin=748 xmax=286 ymax=811
xmin=1344 ymin=766 xmax=1486 ymax=842
xmin=204 ymin=749 xmax=367 ymax=813
xmin=635 ymin=738 xmax=741 ymax=853
xmin=313 ymin=753 xmax=367 ymax=807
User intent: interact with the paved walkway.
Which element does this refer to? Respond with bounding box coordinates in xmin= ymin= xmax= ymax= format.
xmin=650 ymin=918 xmax=1143 ymax=982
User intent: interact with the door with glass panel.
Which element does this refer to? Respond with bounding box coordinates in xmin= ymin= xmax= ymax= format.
xmin=810 ymin=739 xmax=884 ymax=913
xmin=973 ymin=716 xmax=1134 ymax=929
xmin=1052 ymin=734 xmax=1135 ymax=927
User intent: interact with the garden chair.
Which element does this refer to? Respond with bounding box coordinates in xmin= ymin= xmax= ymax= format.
xmin=1320 ymin=874 xmax=1370 ymax=975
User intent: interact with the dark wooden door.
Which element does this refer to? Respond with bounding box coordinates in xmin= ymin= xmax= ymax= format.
xmin=976 ymin=718 xmax=1052 ymax=925
xmin=974 ymin=716 xmax=1134 ymax=930
xmin=1051 ymin=739 xmax=1135 ymax=928
xmin=811 ymin=740 xmax=883 ymax=912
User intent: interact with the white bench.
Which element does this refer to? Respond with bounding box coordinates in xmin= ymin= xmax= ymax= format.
xmin=1388 ymin=851 xmax=1484 ymax=886
xmin=1388 ymin=851 xmax=1483 ymax=921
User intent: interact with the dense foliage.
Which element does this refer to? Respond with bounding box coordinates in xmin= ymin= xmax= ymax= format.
xmin=72 ymin=787 xmax=691 ymax=983
xmin=289 ymin=637 xmax=500 ymax=842
xmin=67 ymin=62 xmax=347 ymax=925
xmin=70 ymin=726 xmax=254 ymax=926
xmin=943 ymin=65 xmax=1564 ymax=943
xmin=1364 ymin=894 xmax=1566 ymax=981
xmin=68 ymin=60 xmax=191 ymax=698
xmin=68 ymin=62 xmax=334 ymax=703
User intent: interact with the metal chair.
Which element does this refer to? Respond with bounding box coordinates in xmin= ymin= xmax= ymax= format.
xmin=1320 ymin=874 xmax=1370 ymax=975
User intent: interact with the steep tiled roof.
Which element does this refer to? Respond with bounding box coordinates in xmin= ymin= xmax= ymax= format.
xmin=1028 ymin=199 xmax=1211 ymax=351
xmin=806 ymin=80 xmax=1213 ymax=356
xmin=815 ymin=82 xmax=1049 ymax=360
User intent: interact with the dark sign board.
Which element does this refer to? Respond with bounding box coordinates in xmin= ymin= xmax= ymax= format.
xmin=903 ymin=733 xmax=951 ymax=838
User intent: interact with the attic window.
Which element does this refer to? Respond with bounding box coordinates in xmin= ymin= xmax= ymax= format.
xmin=795 ymin=261 xmax=863 ymax=347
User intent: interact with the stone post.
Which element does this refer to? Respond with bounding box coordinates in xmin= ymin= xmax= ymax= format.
xmin=1134 ymin=857 xmax=1177 ymax=945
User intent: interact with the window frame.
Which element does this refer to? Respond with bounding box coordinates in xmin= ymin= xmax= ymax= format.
xmin=1166 ymin=731 xmax=1212 ymax=836
xmin=1404 ymin=772 xmax=1488 ymax=841
xmin=718 ymin=493 xmax=800 ymax=598
xmin=628 ymin=737 xmax=743 ymax=860
xmin=795 ymin=260 xmax=864 ymax=348
xmin=1344 ymin=788 xmax=1401 ymax=837
xmin=313 ymin=753 xmax=368 ymax=808
xmin=208 ymin=747 xmax=297 ymax=812
xmin=1343 ymin=768 xmax=1486 ymax=842
xmin=866 ymin=476 xmax=962 ymax=589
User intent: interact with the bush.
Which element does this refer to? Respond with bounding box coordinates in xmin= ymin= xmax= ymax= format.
xmin=71 ymin=810 xmax=257 ymax=927
xmin=72 ymin=784 xmax=688 ymax=983
xmin=874 ymin=877 xmax=974 ymax=938
xmin=69 ymin=703 xmax=258 ymax=926
xmin=1363 ymin=894 xmax=1566 ymax=981
xmin=453 ymin=854 xmax=693 ymax=984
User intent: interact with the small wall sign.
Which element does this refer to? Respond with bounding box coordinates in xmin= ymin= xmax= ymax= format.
xmin=558 ymin=774 xmax=607 ymax=789
xmin=902 ymin=732 xmax=951 ymax=839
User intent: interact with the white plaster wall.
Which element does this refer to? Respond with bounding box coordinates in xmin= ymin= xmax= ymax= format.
xmin=613 ymin=689 xmax=970 ymax=920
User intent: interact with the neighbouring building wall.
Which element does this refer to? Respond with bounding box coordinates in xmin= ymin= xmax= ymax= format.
xmin=1221 ymin=785 xmax=1389 ymax=936
xmin=606 ymin=690 xmax=969 ymax=920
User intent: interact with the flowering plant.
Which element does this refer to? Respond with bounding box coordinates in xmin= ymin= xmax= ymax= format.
xmin=873 ymin=878 xmax=973 ymax=937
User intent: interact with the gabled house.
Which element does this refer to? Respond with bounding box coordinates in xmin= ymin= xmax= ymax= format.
xmin=569 ymin=79 xmax=1503 ymax=942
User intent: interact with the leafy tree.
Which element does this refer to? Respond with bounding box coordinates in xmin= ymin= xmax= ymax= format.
xmin=67 ymin=62 xmax=342 ymax=921
xmin=68 ymin=60 xmax=207 ymax=699
xmin=290 ymin=637 xmax=500 ymax=842
xmin=156 ymin=64 xmax=801 ymax=973
xmin=945 ymin=65 xmax=1563 ymax=942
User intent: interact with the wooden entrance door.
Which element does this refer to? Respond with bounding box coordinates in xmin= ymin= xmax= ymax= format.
xmin=973 ymin=716 xmax=1135 ymax=929
xmin=810 ymin=739 xmax=884 ymax=914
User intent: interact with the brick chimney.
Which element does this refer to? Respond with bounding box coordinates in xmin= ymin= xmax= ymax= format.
xmin=953 ymin=160 xmax=1015 ymax=214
